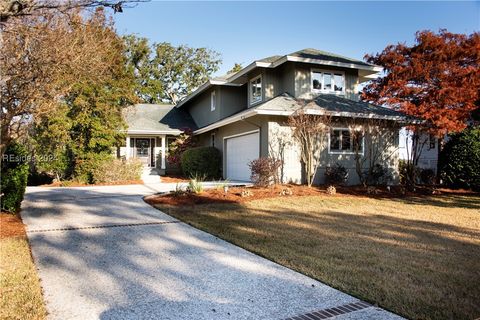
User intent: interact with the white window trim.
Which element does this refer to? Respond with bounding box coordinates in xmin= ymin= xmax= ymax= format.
xmin=211 ymin=90 xmax=216 ymax=111
xmin=328 ymin=127 xmax=364 ymax=155
xmin=249 ymin=74 xmax=263 ymax=106
xmin=311 ymin=68 xmax=346 ymax=95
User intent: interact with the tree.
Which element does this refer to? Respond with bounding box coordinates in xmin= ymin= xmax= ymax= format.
xmin=0 ymin=8 xmax=132 ymax=157
xmin=439 ymin=126 xmax=480 ymax=191
xmin=362 ymin=30 xmax=480 ymax=136
xmin=0 ymin=0 xmax=145 ymax=23
xmin=347 ymin=118 xmax=400 ymax=186
xmin=123 ymin=36 xmax=222 ymax=104
xmin=287 ymin=106 xmax=331 ymax=187
xmin=29 ymin=9 xmax=137 ymax=181
xmin=228 ymin=63 xmax=243 ymax=74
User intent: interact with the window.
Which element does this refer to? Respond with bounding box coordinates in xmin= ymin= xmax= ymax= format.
xmin=429 ymin=134 xmax=436 ymax=149
xmin=211 ymin=90 xmax=216 ymax=111
xmin=311 ymin=70 xmax=345 ymax=94
xmin=329 ymin=128 xmax=363 ymax=154
xmin=250 ymin=75 xmax=262 ymax=104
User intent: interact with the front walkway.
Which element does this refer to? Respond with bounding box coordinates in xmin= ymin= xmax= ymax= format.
xmin=21 ymin=185 xmax=403 ymax=320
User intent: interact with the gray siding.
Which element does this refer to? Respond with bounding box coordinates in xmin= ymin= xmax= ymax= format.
xmin=294 ymin=63 xmax=359 ymax=101
xmin=268 ymin=117 xmax=400 ymax=185
xmin=185 ymin=85 xmax=248 ymax=128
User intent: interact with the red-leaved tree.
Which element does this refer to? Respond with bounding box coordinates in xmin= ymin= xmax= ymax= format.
xmin=362 ymin=30 xmax=480 ymax=137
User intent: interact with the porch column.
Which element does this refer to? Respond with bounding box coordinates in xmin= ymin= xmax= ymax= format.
xmin=161 ymin=135 xmax=166 ymax=169
xmin=126 ymin=136 xmax=130 ymax=159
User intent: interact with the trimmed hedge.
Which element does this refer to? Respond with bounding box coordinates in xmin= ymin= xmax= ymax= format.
xmin=1 ymin=143 xmax=29 ymax=213
xmin=439 ymin=127 xmax=480 ymax=191
xmin=181 ymin=147 xmax=221 ymax=179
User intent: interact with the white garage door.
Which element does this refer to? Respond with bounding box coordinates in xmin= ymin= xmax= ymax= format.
xmin=225 ymin=132 xmax=260 ymax=181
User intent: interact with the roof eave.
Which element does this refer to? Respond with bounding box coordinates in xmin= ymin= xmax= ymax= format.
xmin=285 ymin=56 xmax=382 ymax=73
xmin=125 ymin=129 xmax=184 ymax=135
xmin=175 ymin=80 xmax=242 ymax=109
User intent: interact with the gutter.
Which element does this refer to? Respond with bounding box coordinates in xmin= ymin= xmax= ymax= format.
xmin=193 ymin=108 xmax=410 ymax=135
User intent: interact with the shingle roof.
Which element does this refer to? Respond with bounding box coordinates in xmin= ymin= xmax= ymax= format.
xmin=288 ymin=48 xmax=373 ymax=67
xmin=310 ymin=94 xmax=404 ymax=118
xmin=257 ymin=55 xmax=282 ymax=63
xmin=252 ymin=93 xmax=406 ymax=120
xmin=124 ymin=104 xmax=197 ymax=133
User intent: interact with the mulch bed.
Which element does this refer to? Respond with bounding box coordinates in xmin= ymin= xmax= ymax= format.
xmin=0 ymin=213 xmax=26 ymax=239
xmin=160 ymin=176 xmax=190 ymax=183
xmin=145 ymin=184 xmax=326 ymax=206
xmin=144 ymin=184 xmax=480 ymax=207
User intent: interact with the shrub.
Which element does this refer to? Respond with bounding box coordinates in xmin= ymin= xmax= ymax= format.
xmin=1 ymin=143 xmax=29 ymax=213
xmin=324 ymin=163 xmax=348 ymax=186
xmin=90 ymin=158 xmax=143 ymax=183
xmin=439 ymin=126 xmax=480 ymax=191
xmin=167 ymin=129 xmax=196 ymax=165
xmin=364 ymin=164 xmax=393 ymax=186
xmin=419 ymin=168 xmax=436 ymax=185
xmin=74 ymin=153 xmax=112 ymax=184
xmin=399 ymin=160 xmax=420 ymax=187
xmin=181 ymin=147 xmax=221 ymax=179
xmin=248 ymin=157 xmax=282 ymax=187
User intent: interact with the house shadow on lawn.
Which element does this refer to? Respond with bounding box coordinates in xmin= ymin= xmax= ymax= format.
xmin=152 ymin=194 xmax=480 ymax=320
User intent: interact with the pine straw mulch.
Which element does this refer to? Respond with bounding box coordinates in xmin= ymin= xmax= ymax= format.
xmin=144 ymin=184 xmax=325 ymax=206
xmin=0 ymin=213 xmax=26 ymax=239
xmin=144 ymin=184 xmax=480 ymax=207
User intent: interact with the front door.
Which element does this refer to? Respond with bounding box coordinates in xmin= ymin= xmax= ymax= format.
xmin=135 ymin=138 xmax=150 ymax=167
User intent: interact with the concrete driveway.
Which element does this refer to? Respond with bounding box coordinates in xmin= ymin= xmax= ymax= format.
xmin=22 ymin=185 xmax=403 ymax=320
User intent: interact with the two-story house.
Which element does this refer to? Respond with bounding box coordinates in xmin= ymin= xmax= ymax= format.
xmin=122 ymin=48 xmax=408 ymax=184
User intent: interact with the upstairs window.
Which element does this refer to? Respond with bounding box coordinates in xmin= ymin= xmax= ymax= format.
xmin=211 ymin=90 xmax=216 ymax=111
xmin=329 ymin=128 xmax=363 ymax=154
xmin=312 ymin=69 xmax=345 ymax=94
xmin=250 ymin=75 xmax=262 ymax=104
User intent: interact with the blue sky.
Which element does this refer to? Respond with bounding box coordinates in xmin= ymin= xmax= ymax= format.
xmin=115 ymin=1 xmax=480 ymax=75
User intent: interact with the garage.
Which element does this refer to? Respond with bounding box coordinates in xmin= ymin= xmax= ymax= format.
xmin=225 ymin=131 xmax=260 ymax=181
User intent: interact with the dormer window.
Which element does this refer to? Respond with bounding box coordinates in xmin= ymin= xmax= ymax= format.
xmin=250 ymin=75 xmax=262 ymax=104
xmin=312 ymin=69 xmax=345 ymax=94
xmin=211 ymin=90 xmax=216 ymax=111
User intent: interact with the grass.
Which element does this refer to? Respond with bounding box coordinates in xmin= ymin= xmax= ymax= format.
xmin=0 ymin=234 xmax=47 ymax=319
xmin=152 ymin=193 xmax=480 ymax=320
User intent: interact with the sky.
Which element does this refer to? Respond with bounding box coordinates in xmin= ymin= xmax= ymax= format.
xmin=114 ymin=1 xmax=480 ymax=75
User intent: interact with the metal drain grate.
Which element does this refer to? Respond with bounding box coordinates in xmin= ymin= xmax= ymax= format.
xmin=283 ymin=301 xmax=372 ymax=320
xmin=27 ymin=220 xmax=180 ymax=233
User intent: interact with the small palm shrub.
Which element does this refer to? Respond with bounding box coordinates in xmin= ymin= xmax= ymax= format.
xmin=187 ymin=176 xmax=204 ymax=194
xmin=364 ymin=164 xmax=393 ymax=186
xmin=248 ymin=157 xmax=282 ymax=187
xmin=1 ymin=143 xmax=29 ymax=213
xmin=419 ymin=168 xmax=436 ymax=185
xmin=324 ymin=163 xmax=348 ymax=186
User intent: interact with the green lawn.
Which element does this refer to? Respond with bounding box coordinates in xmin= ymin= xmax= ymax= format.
xmin=151 ymin=193 xmax=480 ymax=320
